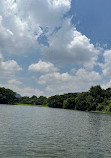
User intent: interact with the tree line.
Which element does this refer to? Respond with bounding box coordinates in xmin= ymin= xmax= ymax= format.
xmin=47 ymin=85 xmax=111 ymax=112
xmin=0 ymin=85 xmax=111 ymax=113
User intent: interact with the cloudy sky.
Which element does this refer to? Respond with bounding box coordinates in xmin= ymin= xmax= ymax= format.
xmin=0 ymin=0 xmax=111 ymax=97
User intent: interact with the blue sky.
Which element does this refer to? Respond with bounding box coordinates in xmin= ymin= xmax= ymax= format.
xmin=0 ymin=0 xmax=111 ymax=97
xmin=71 ymin=0 xmax=111 ymax=47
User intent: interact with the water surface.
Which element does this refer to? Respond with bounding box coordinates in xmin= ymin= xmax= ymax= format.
xmin=0 ymin=104 xmax=111 ymax=158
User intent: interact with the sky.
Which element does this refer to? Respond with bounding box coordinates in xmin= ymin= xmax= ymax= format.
xmin=0 ymin=0 xmax=111 ymax=97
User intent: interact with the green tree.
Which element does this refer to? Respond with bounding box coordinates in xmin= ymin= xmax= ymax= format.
xmin=36 ymin=96 xmax=47 ymax=105
xmin=89 ymin=85 xmax=104 ymax=103
xmin=0 ymin=87 xmax=16 ymax=104
xmin=96 ymin=104 xmax=104 ymax=111
xmin=0 ymin=93 xmax=8 ymax=104
xmin=75 ymin=92 xmax=89 ymax=111
xmin=104 ymin=88 xmax=111 ymax=99
xmin=86 ymin=95 xmax=96 ymax=111
xmin=18 ymin=96 xmax=30 ymax=104
xmin=63 ymin=97 xmax=75 ymax=109
xmin=29 ymin=95 xmax=38 ymax=104
xmin=47 ymin=95 xmax=64 ymax=108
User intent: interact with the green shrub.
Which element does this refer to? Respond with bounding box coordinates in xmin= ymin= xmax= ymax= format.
xmin=96 ymin=104 xmax=104 ymax=111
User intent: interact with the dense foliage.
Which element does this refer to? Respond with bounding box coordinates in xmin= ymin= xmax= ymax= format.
xmin=63 ymin=97 xmax=75 ymax=109
xmin=46 ymin=85 xmax=111 ymax=113
xmin=1 ymin=85 xmax=111 ymax=113
xmin=17 ymin=95 xmax=47 ymax=105
xmin=0 ymin=87 xmax=17 ymax=104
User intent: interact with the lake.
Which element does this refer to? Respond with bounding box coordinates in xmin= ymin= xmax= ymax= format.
xmin=0 ymin=105 xmax=111 ymax=158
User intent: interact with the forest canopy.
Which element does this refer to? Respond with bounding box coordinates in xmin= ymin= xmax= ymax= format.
xmin=0 ymin=85 xmax=111 ymax=113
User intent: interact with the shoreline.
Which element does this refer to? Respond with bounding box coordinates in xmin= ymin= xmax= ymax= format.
xmin=90 ymin=111 xmax=111 ymax=114
xmin=17 ymin=104 xmax=111 ymax=114
xmin=16 ymin=103 xmax=48 ymax=107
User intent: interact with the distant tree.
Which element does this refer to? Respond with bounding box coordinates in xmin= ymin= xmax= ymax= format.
xmin=18 ymin=96 xmax=30 ymax=104
xmin=0 ymin=87 xmax=16 ymax=104
xmin=75 ymin=92 xmax=89 ymax=111
xmin=63 ymin=97 xmax=75 ymax=109
xmin=62 ymin=93 xmax=77 ymax=100
xmin=47 ymin=95 xmax=64 ymax=108
xmin=104 ymin=88 xmax=111 ymax=99
xmin=89 ymin=85 xmax=104 ymax=103
xmin=36 ymin=96 xmax=47 ymax=105
xmin=31 ymin=95 xmax=37 ymax=99
xmin=0 ymin=93 xmax=8 ymax=104
xmin=29 ymin=95 xmax=38 ymax=104
xmin=86 ymin=95 xmax=96 ymax=111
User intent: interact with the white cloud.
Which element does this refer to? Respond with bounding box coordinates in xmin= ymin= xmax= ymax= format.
xmin=0 ymin=0 xmax=71 ymax=57
xmin=0 ymin=83 xmax=44 ymax=97
xmin=29 ymin=60 xmax=58 ymax=73
xmin=38 ymin=69 xmax=101 ymax=95
xmin=0 ymin=53 xmax=22 ymax=76
xmin=102 ymin=80 xmax=111 ymax=90
xmin=2 ymin=60 xmax=22 ymax=72
xmin=8 ymin=79 xmax=22 ymax=85
xmin=42 ymin=19 xmax=100 ymax=69
xmin=38 ymin=72 xmax=72 ymax=85
xmin=17 ymin=0 xmax=71 ymax=29
xmin=53 ymin=0 xmax=71 ymax=7
xmin=16 ymin=86 xmax=44 ymax=97
xmin=0 ymin=0 xmax=42 ymax=55
xmin=100 ymin=50 xmax=111 ymax=77
xmin=0 ymin=0 xmax=100 ymax=70
xmin=67 ymin=30 xmax=100 ymax=69
xmin=0 ymin=0 xmax=108 ymax=97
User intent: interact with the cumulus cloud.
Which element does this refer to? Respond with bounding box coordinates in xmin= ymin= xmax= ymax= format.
xmin=100 ymin=50 xmax=111 ymax=77
xmin=38 ymin=72 xmax=71 ymax=85
xmin=0 ymin=0 xmax=108 ymax=96
xmin=17 ymin=0 xmax=71 ymax=29
xmin=38 ymin=69 xmax=101 ymax=95
xmin=0 ymin=0 xmax=42 ymax=54
xmin=102 ymin=80 xmax=111 ymax=90
xmin=0 ymin=0 xmax=100 ymax=70
xmin=0 ymin=53 xmax=22 ymax=76
xmin=0 ymin=82 xmax=44 ymax=97
xmin=0 ymin=0 xmax=72 ymax=57
xmin=8 ymin=79 xmax=22 ymax=85
xmin=28 ymin=60 xmax=58 ymax=73
xmin=42 ymin=19 xmax=100 ymax=69
xmin=19 ymin=86 xmax=44 ymax=97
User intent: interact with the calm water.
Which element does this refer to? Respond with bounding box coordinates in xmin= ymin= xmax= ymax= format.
xmin=0 ymin=105 xmax=111 ymax=158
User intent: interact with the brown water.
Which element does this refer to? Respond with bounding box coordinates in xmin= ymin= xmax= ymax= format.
xmin=0 ymin=104 xmax=111 ymax=158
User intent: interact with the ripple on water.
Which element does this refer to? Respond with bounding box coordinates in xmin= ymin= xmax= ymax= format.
xmin=0 ymin=105 xmax=111 ymax=158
